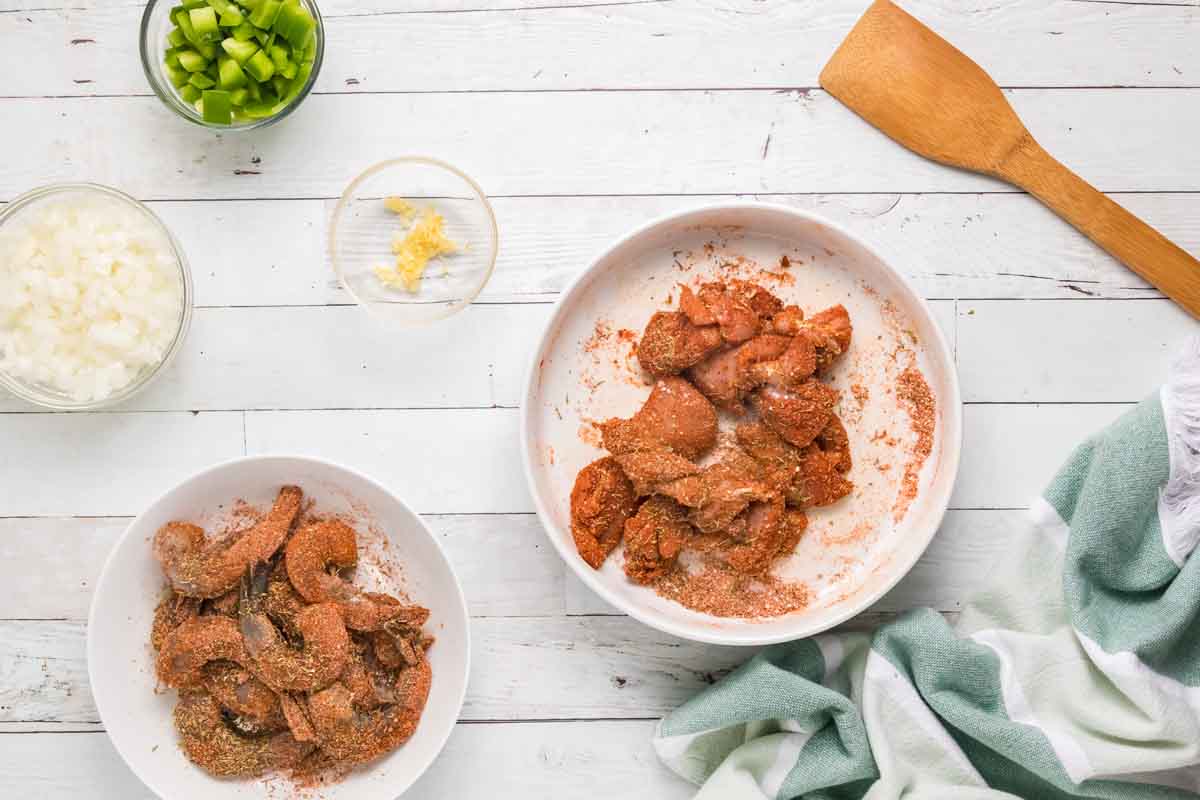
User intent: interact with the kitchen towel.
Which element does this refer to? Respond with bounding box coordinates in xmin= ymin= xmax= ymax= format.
xmin=655 ymin=338 xmax=1200 ymax=799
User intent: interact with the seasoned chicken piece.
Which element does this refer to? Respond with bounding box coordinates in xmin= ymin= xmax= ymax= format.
xmin=600 ymin=377 xmax=718 ymax=460
xmin=746 ymin=332 xmax=817 ymax=391
xmin=622 ymin=496 xmax=690 ymax=585
xmin=687 ymin=334 xmax=790 ymax=413
xmin=686 ymin=347 xmax=741 ymax=411
xmin=678 ymin=285 xmax=716 ymax=327
xmin=735 ymin=420 xmax=803 ymax=495
xmin=768 ymin=303 xmax=852 ymax=371
xmin=796 ymin=445 xmax=854 ymax=507
xmin=696 ymin=281 xmax=777 ymax=345
xmin=737 ymin=419 xmax=853 ymax=509
xmin=809 ymin=304 xmax=853 ymax=353
xmin=659 ymin=450 xmax=776 ymax=533
xmin=570 ymin=457 xmax=637 ymax=569
xmin=756 ymin=381 xmax=839 ymax=448
xmin=721 ymin=496 xmax=788 ymax=575
xmin=777 ymin=507 xmax=810 ymax=556
xmin=636 ymin=311 xmax=723 ymax=377
xmin=816 ymin=415 xmax=852 ymax=473
xmin=769 ymin=305 xmax=805 ymax=334
xmin=614 ymin=450 xmax=700 ymax=496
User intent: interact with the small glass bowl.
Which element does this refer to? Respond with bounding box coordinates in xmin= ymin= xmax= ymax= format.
xmin=0 ymin=184 xmax=193 ymax=411
xmin=330 ymin=157 xmax=499 ymax=326
xmin=139 ymin=0 xmax=324 ymax=131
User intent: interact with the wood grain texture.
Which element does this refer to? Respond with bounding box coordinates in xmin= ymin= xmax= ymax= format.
xmin=3 ymin=1 xmax=1198 ymax=794
xmin=3 ymin=90 xmax=1200 ymax=200
xmin=0 ymin=722 xmax=693 ymax=799
xmin=4 ymin=0 xmax=1199 ymax=97
xmin=56 ymin=193 xmax=1198 ymax=307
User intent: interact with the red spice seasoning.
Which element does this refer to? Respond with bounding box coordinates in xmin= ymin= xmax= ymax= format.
xmin=893 ymin=365 xmax=935 ymax=522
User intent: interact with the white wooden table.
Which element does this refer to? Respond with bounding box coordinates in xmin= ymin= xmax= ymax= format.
xmin=1 ymin=0 xmax=1198 ymax=796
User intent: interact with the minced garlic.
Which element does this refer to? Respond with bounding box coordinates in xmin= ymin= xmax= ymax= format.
xmin=373 ymin=198 xmax=459 ymax=293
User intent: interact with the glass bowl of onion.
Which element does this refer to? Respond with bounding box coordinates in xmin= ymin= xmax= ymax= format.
xmin=0 ymin=184 xmax=193 ymax=410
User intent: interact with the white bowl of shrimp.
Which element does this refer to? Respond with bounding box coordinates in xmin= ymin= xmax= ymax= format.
xmin=87 ymin=455 xmax=470 ymax=799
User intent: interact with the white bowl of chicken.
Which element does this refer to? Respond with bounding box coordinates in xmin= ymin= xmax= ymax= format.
xmin=87 ymin=455 xmax=469 ymax=799
xmin=520 ymin=203 xmax=961 ymax=645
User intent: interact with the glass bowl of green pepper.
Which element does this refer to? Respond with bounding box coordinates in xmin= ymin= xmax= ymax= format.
xmin=140 ymin=0 xmax=324 ymax=129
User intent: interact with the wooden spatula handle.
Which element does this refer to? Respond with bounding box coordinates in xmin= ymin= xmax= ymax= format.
xmin=997 ymin=134 xmax=1200 ymax=318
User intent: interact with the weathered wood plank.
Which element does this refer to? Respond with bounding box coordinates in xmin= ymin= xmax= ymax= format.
xmin=4 ymin=0 xmax=1198 ymax=97
xmin=952 ymin=403 xmax=1133 ymax=509
xmin=0 ymin=412 xmax=244 ymax=517
xmin=85 ymin=193 xmax=1195 ymax=307
xmin=3 ymin=90 xmax=1200 ymax=200
xmin=0 ymin=721 xmax=694 ymax=799
xmin=958 ymin=299 xmax=1194 ymax=403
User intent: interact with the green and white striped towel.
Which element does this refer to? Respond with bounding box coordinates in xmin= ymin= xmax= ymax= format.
xmin=655 ymin=340 xmax=1200 ymax=799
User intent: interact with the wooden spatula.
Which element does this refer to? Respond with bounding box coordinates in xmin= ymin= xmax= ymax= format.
xmin=820 ymin=0 xmax=1200 ymax=318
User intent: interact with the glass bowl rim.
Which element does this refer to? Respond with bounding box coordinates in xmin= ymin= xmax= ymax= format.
xmin=0 ymin=182 xmax=194 ymax=411
xmin=329 ymin=156 xmax=500 ymax=327
xmin=138 ymin=0 xmax=325 ymax=132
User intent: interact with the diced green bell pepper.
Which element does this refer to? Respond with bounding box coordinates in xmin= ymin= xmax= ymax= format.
xmin=271 ymin=74 xmax=289 ymax=97
xmin=220 ymin=37 xmax=258 ymax=64
xmin=244 ymin=48 xmax=275 ymax=81
xmin=268 ymin=44 xmax=290 ymax=72
xmin=187 ymin=71 xmax=216 ymax=89
xmin=248 ymin=0 xmax=281 ymax=28
xmin=206 ymin=0 xmax=235 ymax=14
xmin=179 ymin=84 xmax=202 ymax=103
xmin=272 ymin=2 xmax=315 ymax=50
xmin=164 ymin=63 xmax=191 ymax=88
xmin=279 ymin=60 xmax=298 ymax=80
xmin=218 ymin=56 xmax=247 ymax=89
xmin=240 ymin=101 xmax=278 ymax=119
xmin=229 ymin=87 xmax=250 ymax=106
xmin=195 ymin=40 xmax=218 ymax=59
xmin=167 ymin=27 xmax=188 ymax=48
xmin=219 ymin=8 xmax=245 ymax=27
xmin=201 ymin=89 xmax=233 ymax=123
xmin=177 ymin=49 xmax=209 ymax=72
xmin=188 ymin=7 xmax=221 ymax=43
xmin=164 ymin=48 xmax=183 ymax=68
xmin=181 ymin=0 xmax=207 ymax=8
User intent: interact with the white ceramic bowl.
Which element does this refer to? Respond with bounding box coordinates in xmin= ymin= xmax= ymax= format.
xmin=520 ymin=203 xmax=962 ymax=646
xmin=87 ymin=455 xmax=470 ymax=799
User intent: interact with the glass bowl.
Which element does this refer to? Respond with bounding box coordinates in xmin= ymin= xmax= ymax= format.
xmin=139 ymin=0 xmax=324 ymax=131
xmin=0 ymin=183 xmax=193 ymax=411
xmin=329 ymin=157 xmax=499 ymax=326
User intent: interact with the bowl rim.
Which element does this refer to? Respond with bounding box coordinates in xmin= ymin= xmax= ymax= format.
xmin=0 ymin=182 xmax=194 ymax=411
xmin=138 ymin=0 xmax=325 ymax=131
xmin=85 ymin=453 xmax=472 ymax=798
xmin=518 ymin=201 xmax=963 ymax=646
xmin=328 ymin=156 xmax=500 ymax=327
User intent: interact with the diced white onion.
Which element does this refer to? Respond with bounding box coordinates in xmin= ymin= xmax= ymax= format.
xmin=0 ymin=193 xmax=184 ymax=403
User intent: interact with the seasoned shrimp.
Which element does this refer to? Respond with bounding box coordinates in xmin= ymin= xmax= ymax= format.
xmin=285 ymin=520 xmax=407 ymax=631
xmin=202 ymin=661 xmax=285 ymax=731
xmin=156 ymin=615 xmax=252 ymax=689
xmin=150 ymin=591 xmax=200 ymax=651
xmin=307 ymin=658 xmax=432 ymax=767
xmin=154 ymin=486 xmax=303 ymax=598
xmin=240 ymin=602 xmax=350 ymax=693
xmin=174 ymin=691 xmax=315 ymax=778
